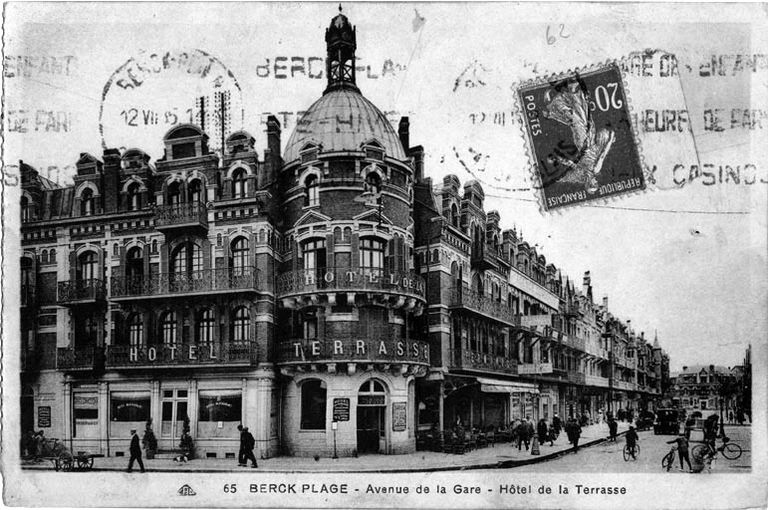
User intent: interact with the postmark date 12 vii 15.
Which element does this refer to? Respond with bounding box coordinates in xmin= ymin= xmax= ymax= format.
xmin=518 ymin=64 xmax=645 ymax=211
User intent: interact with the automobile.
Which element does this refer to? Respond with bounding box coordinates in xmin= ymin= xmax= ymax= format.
xmin=636 ymin=410 xmax=655 ymax=431
xmin=653 ymin=408 xmax=681 ymax=435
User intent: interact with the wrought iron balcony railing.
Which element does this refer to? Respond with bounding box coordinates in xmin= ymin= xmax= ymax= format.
xmin=110 ymin=267 xmax=260 ymax=299
xmin=57 ymin=346 xmax=104 ymax=371
xmin=449 ymin=289 xmax=519 ymax=326
xmin=57 ymin=279 xmax=106 ymax=305
xmin=276 ymin=267 xmax=425 ymax=300
xmin=450 ymin=348 xmax=517 ymax=375
xmin=106 ymin=341 xmax=257 ymax=368
xmin=279 ymin=338 xmax=430 ymax=365
xmin=154 ymin=201 xmax=208 ymax=230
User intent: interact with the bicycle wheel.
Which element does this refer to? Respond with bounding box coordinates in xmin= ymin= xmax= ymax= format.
xmin=634 ymin=443 xmax=640 ymax=457
xmin=721 ymin=442 xmax=742 ymax=460
xmin=662 ymin=451 xmax=675 ymax=471
xmin=623 ymin=445 xmax=630 ymax=462
xmin=691 ymin=444 xmax=709 ymax=462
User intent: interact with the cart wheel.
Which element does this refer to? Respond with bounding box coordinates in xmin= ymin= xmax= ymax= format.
xmin=721 ymin=443 xmax=742 ymax=460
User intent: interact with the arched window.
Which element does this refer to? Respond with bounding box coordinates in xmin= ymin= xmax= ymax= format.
xmin=304 ymin=175 xmax=319 ymax=207
xmin=231 ymin=306 xmax=250 ymax=342
xmin=126 ymin=247 xmax=143 ymax=281
xmin=41 ymin=250 xmax=49 ymax=264
xmin=49 ymin=249 xmax=56 ymax=263
xmin=128 ymin=313 xmax=143 ymax=346
xmin=151 ymin=240 xmax=158 ymax=254
xmin=167 ymin=181 xmax=182 ymax=205
xmin=80 ymin=188 xmax=94 ymax=216
xmin=160 ymin=311 xmax=177 ymax=345
xmin=77 ymin=251 xmax=98 ymax=281
xmin=365 ymin=172 xmax=382 ymax=195
xmin=471 ymin=273 xmax=483 ymax=295
xmin=359 ymin=379 xmax=386 ymax=394
xmin=188 ymin=179 xmax=203 ymax=203
xmin=171 ymin=242 xmax=202 ymax=278
xmin=232 ymin=169 xmax=247 ymax=198
xmin=21 ymin=196 xmax=30 ymax=221
xmin=230 ymin=237 xmax=249 ymax=276
xmin=359 ymin=238 xmax=385 ymax=269
xmin=300 ymin=379 xmax=327 ymax=430
xmin=450 ymin=203 xmax=459 ymax=228
xmin=196 ymin=308 xmax=215 ymax=344
xmin=127 ymin=183 xmax=142 ymax=210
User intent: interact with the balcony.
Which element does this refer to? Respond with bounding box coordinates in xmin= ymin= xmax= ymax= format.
xmin=613 ymin=380 xmax=635 ymax=391
xmin=57 ymin=279 xmax=106 ymax=306
xmin=585 ymin=374 xmax=611 ymax=387
xmin=568 ymin=372 xmax=586 ymax=385
xmin=449 ymin=289 xmax=519 ymax=326
xmin=154 ymin=201 xmax=208 ymax=232
xmin=106 ymin=341 xmax=257 ymax=369
xmin=21 ymin=285 xmax=36 ymax=308
xmin=517 ymin=362 xmax=553 ymax=375
xmin=470 ymin=246 xmax=498 ymax=271
xmin=567 ymin=336 xmax=587 ymax=352
xmin=57 ymin=346 xmax=104 ymax=371
xmin=564 ymin=302 xmax=581 ymax=317
xmin=110 ymin=267 xmax=260 ymax=300
xmin=278 ymin=338 xmax=429 ymax=373
xmin=451 ymin=348 xmax=517 ymax=376
xmin=277 ymin=267 xmax=425 ymax=308
xmin=520 ymin=314 xmax=562 ymax=338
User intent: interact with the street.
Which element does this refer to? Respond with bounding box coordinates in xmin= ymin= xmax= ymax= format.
xmin=501 ymin=425 xmax=751 ymax=473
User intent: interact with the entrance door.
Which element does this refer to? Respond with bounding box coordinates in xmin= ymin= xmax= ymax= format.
xmin=357 ymin=406 xmax=384 ymax=454
xmin=161 ymin=389 xmax=188 ymax=450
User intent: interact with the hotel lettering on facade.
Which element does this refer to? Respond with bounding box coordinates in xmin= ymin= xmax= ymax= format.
xmin=18 ymin=11 xmax=669 ymax=459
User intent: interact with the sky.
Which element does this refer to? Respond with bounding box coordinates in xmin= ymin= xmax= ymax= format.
xmin=3 ymin=2 xmax=766 ymax=371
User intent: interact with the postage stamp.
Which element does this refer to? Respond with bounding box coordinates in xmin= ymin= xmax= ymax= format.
xmin=518 ymin=64 xmax=646 ymax=211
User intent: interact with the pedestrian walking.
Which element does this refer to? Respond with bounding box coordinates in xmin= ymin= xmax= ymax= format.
xmin=666 ymin=434 xmax=692 ymax=471
xmin=625 ymin=425 xmax=639 ymax=459
xmin=237 ymin=424 xmax=246 ymax=466
xmin=517 ymin=417 xmax=531 ymax=451
xmin=241 ymin=427 xmax=258 ymax=468
xmin=552 ymin=413 xmax=562 ymax=436
xmin=127 ymin=429 xmax=145 ymax=473
xmin=546 ymin=423 xmax=556 ymax=446
xmin=570 ymin=417 xmax=582 ymax=452
xmin=537 ymin=419 xmax=548 ymax=446
xmin=608 ymin=416 xmax=618 ymax=442
xmin=728 ymin=410 xmax=734 ymax=424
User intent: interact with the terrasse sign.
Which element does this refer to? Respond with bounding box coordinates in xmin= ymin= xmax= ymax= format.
xmin=287 ymin=339 xmax=430 ymax=364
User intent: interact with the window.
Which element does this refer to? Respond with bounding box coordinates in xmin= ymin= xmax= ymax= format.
xmin=359 ymin=238 xmax=385 ymax=269
xmin=167 ymin=181 xmax=182 ymax=205
xmin=126 ymin=247 xmax=143 ymax=281
xmin=231 ymin=306 xmax=250 ymax=342
xmin=196 ymin=308 xmax=215 ymax=344
xmin=198 ymin=390 xmax=242 ymax=436
xmin=110 ymin=392 xmax=150 ymax=422
xmin=365 ymin=172 xmax=382 ymax=195
xmin=450 ymin=203 xmax=459 ymax=227
xmin=301 ymin=239 xmax=326 ymax=271
xmin=128 ymin=313 xmax=143 ymax=346
xmin=49 ymin=249 xmax=56 ymax=263
xmin=127 ymin=183 xmax=141 ymax=210
xmin=73 ymin=394 xmax=98 ymax=438
xmin=171 ymin=242 xmax=202 ymax=278
xmin=80 ymin=188 xmax=94 ymax=216
xmin=188 ymin=179 xmax=203 ymax=203
xmin=41 ymin=250 xmax=49 ymax=264
xmin=230 ymin=237 xmax=249 ymax=276
xmin=300 ymin=380 xmax=326 ymax=430
xmin=304 ymin=175 xmax=319 ymax=207
xmin=302 ymin=310 xmax=318 ymax=339
xmin=77 ymin=251 xmax=98 ymax=281
xmin=232 ymin=169 xmax=247 ymax=198
xmin=21 ymin=196 xmax=30 ymax=221
xmin=160 ymin=311 xmax=177 ymax=345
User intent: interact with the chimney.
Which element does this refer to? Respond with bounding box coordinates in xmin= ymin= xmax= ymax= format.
xmin=602 ymin=296 xmax=608 ymax=309
xmin=398 ymin=117 xmax=410 ymax=151
xmin=410 ymin=145 xmax=424 ymax=183
xmin=266 ymin=115 xmax=281 ymax=156
xmin=262 ymin=115 xmax=282 ymax=188
xmin=709 ymin=364 xmax=714 ymax=372
xmin=683 ymin=366 xmax=688 ymax=371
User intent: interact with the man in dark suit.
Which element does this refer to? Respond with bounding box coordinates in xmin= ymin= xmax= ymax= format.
xmin=127 ymin=429 xmax=145 ymax=472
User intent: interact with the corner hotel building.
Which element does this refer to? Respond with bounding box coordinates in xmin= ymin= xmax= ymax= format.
xmin=18 ymin=11 xmax=668 ymax=459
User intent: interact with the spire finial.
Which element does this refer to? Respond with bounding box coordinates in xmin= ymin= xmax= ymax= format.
xmin=339 ymin=3 xmax=342 ymax=12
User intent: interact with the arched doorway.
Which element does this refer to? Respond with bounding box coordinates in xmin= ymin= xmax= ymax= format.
xmin=357 ymin=379 xmax=387 ymax=454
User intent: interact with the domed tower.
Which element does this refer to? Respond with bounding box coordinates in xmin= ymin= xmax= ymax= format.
xmin=276 ymin=8 xmax=428 ymax=457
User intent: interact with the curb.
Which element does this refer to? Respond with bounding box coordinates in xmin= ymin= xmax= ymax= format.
xmin=21 ymin=430 xmax=630 ymax=474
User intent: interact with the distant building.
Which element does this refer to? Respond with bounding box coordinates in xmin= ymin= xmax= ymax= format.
xmin=669 ymin=364 xmax=742 ymax=417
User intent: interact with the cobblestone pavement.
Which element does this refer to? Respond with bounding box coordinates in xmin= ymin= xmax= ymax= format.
xmin=21 ymin=422 xmax=634 ymax=473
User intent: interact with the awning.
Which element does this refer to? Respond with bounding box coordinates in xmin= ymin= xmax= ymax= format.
xmin=477 ymin=377 xmax=540 ymax=394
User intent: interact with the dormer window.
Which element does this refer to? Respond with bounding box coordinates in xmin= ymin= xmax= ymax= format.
xmin=80 ymin=189 xmax=94 ymax=216
xmin=304 ymin=175 xmax=319 ymax=207
xmin=232 ymin=169 xmax=247 ymax=199
xmin=127 ymin=183 xmax=142 ymax=211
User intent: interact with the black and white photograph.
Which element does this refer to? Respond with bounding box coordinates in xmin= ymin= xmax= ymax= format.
xmin=1 ymin=2 xmax=766 ymax=509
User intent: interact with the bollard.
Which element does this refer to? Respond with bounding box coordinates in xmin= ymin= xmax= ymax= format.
xmin=530 ymin=436 xmax=540 ymax=455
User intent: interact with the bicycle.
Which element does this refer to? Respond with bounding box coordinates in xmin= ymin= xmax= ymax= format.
xmin=623 ymin=442 xmax=640 ymax=461
xmin=662 ymin=446 xmax=677 ymax=471
xmin=691 ymin=437 xmax=742 ymax=461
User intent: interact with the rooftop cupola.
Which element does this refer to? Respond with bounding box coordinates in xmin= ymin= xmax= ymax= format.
xmin=325 ymin=6 xmax=359 ymax=94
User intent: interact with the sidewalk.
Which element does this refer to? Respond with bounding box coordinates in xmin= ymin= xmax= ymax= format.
xmin=22 ymin=422 xmax=630 ymax=473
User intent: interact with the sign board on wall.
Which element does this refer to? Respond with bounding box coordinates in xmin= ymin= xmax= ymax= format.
xmin=38 ymin=406 xmax=51 ymax=428
xmin=332 ymin=398 xmax=350 ymax=422
xmin=392 ymin=402 xmax=407 ymax=432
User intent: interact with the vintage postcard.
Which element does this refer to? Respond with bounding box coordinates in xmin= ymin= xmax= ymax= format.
xmin=1 ymin=2 xmax=766 ymax=509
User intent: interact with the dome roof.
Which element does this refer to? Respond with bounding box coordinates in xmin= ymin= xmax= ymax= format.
xmin=283 ymin=88 xmax=406 ymax=164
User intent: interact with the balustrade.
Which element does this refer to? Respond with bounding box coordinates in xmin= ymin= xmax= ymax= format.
xmin=449 ymin=288 xmax=519 ymax=326
xmin=57 ymin=279 xmax=106 ymax=304
xmin=110 ymin=267 xmax=260 ymax=299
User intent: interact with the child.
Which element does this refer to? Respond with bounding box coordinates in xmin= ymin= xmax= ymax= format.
xmin=666 ymin=434 xmax=692 ymax=471
xmin=625 ymin=425 xmax=639 ymax=459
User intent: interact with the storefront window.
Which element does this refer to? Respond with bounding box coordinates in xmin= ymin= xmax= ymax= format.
xmin=300 ymin=379 xmax=327 ymax=430
xmin=110 ymin=391 xmax=150 ymax=437
xmin=198 ymin=390 xmax=242 ymax=438
xmin=73 ymin=394 xmax=99 ymax=438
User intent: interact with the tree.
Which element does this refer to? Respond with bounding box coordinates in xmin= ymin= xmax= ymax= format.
xmin=179 ymin=415 xmax=195 ymax=459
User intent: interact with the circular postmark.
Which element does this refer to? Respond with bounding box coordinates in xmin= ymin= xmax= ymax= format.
xmin=99 ymin=49 xmax=244 ymax=155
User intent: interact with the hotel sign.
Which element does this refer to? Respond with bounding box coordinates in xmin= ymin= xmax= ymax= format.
xmin=285 ymin=338 xmax=430 ymax=364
